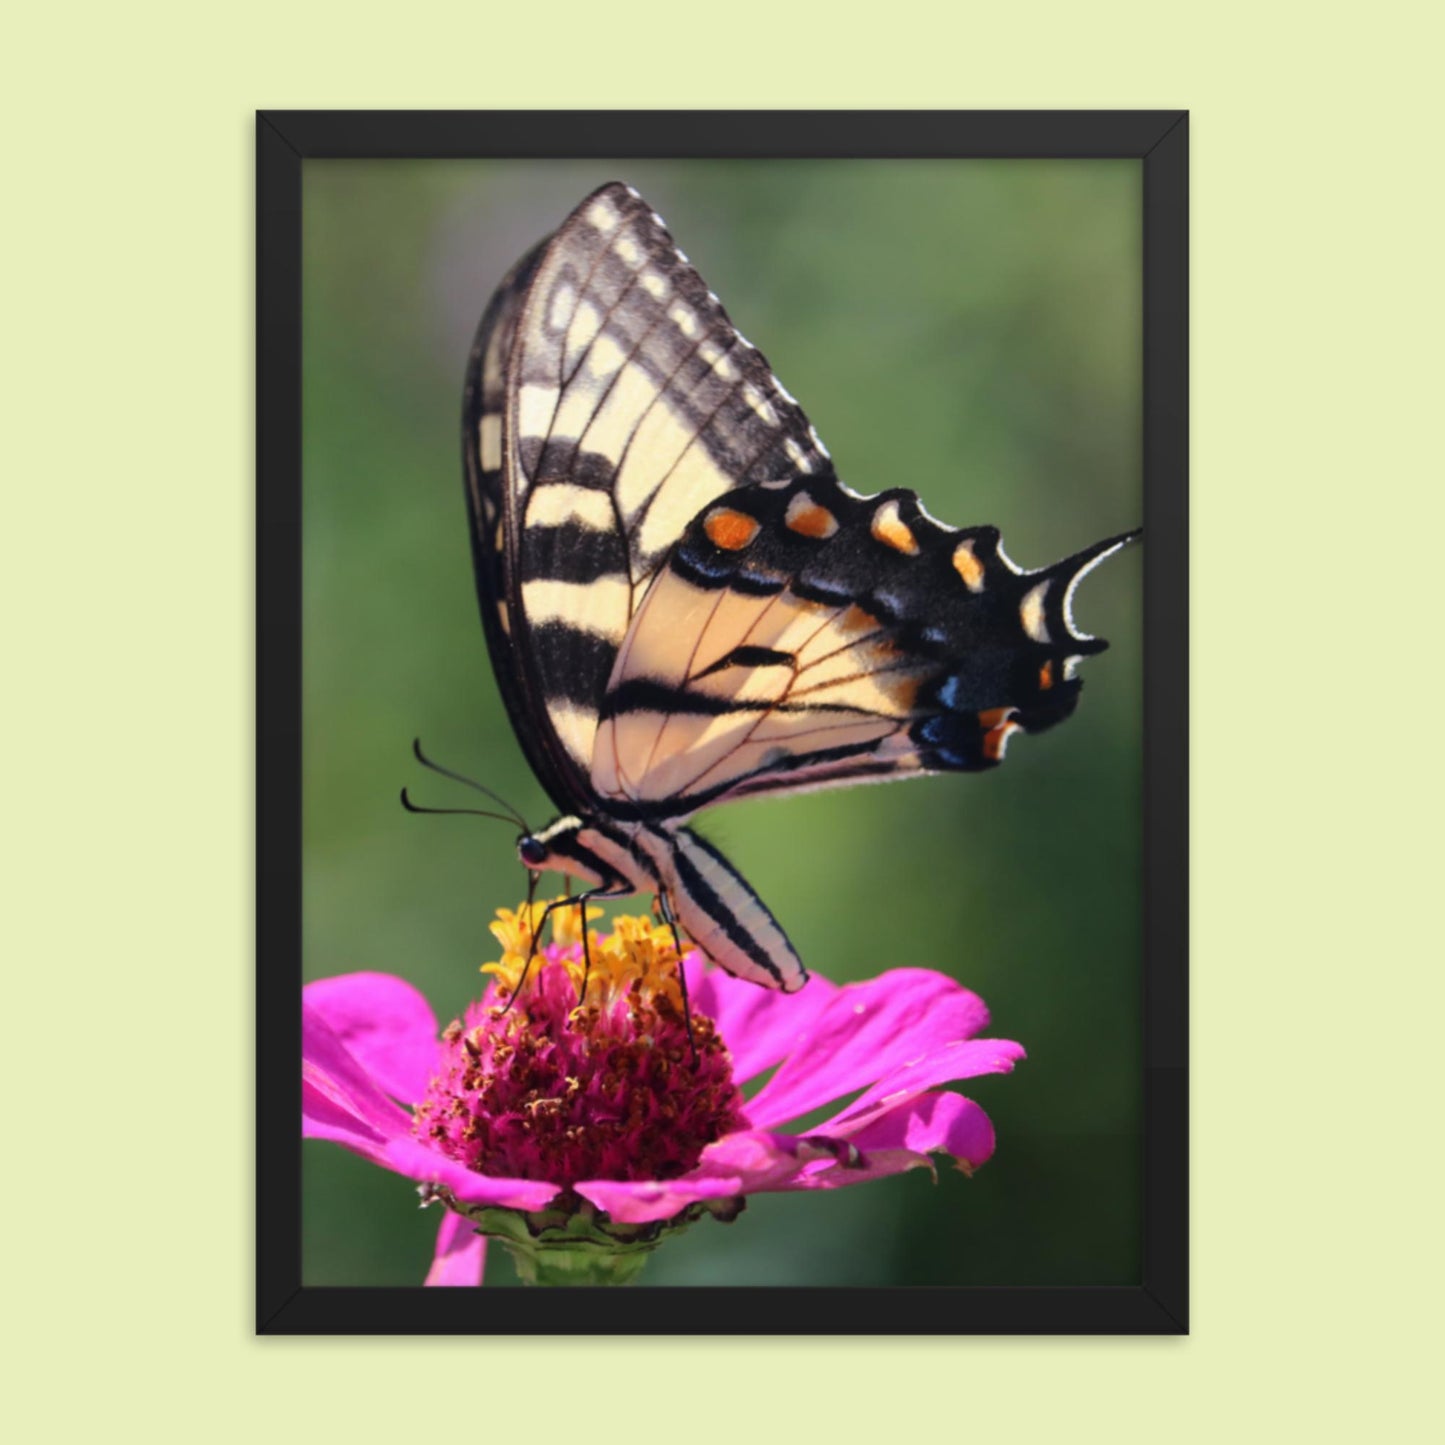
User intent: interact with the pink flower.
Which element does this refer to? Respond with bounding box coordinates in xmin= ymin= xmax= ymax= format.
xmin=303 ymin=902 xmax=1025 ymax=1286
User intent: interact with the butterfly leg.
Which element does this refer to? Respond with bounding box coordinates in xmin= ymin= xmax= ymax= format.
xmin=520 ymin=884 xmax=633 ymax=1009
xmin=655 ymin=889 xmax=698 ymax=1066
xmin=569 ymin=883 xmax=633 ymax=1004
xmin=497 ymin=871 xmax=545 ymax=1014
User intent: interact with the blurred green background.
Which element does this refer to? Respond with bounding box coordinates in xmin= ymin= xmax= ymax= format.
xmin=301 ymin=160 xmax=1143 ymax=1288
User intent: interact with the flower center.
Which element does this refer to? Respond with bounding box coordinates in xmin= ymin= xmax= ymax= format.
xmin=413 ymin=901 xmax=747 ymax=1188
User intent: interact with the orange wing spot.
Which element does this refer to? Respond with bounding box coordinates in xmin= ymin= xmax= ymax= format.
xmin=983 ymin=721 xmax=1022 ymax=762
xmin=871 ymin=501 xmax=920 ymax=555
xmin=785 ymin=492 xmax=839 ymax=539
xmin=978 ymin=706 xmax=1017 ymax=731
xmin=704 ymin=508 xmax=761 ymax=551
xmin=952 ymin=540 xmax=985 ymax=592
xmin=1038 ymin=661 xmax=1054 ymax=690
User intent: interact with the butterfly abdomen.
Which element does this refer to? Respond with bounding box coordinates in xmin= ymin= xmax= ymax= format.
xmin=636 ymin=825 xmax=808 ymax=992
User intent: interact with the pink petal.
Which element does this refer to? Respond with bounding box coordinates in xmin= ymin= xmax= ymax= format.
xmin=578 ymin=1090 xmax=1003 ymax=1223
xmin=746 ymin=969 xmax=994 ymax=1128
xmin=378 ymin=1135 xmax=563 ymax=1212
xmin=834 ymin=1090 xmax=998 ymax=1175
xmin=576 ymin=1129 xmax=812 ymax=1224
xmin=304 ymin=1091 xmax=563 ymax=1209
xmin=301 ymin=1078 xmax=393 ymax=1164
xmin=424 ymin=1210 xmax=486 ymax=1287
xmin=685 ymin=955 xmax=839 ymax=1085
xmin=303 ymin=972 xmax=440 ymax=1105
xmin=744 ymin=1094 xmax=999 ymax=1195
xmin=825 ymin=1037 xmax=1025 ymax=1137
xmin=301 ymin=1000 xmax=412 ymax=1144
xmin=303 ymin=997 xmax=563 ymax=1209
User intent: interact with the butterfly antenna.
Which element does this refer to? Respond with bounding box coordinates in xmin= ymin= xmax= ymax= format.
xmin=411 ymin=738 xmax=531 ymax=832
xmin=400 ymin=788 xmax=519 ymax=826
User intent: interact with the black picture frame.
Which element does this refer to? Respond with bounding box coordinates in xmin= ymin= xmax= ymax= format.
xmin=259 ymin=109 xmax=1188 ymax=1335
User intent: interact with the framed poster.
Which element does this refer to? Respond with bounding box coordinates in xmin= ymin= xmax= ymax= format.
xmin=261 ymin=110 xmax=1186 ymax=1333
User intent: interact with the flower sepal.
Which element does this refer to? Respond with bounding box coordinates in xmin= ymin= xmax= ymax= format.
xmin=423 ymin=1185 xmax=745 ymax=1286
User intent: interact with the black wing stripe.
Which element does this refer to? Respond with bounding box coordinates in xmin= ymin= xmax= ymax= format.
xmin=603 ymin=678 xmax=900 ymax=721
xmin=670 ymin=736 xmax=909 ymax=817
xmin=517 ymin=521 xmax=630 ymax=586
xmin=696 ymin=645 xmax=795 ymax=676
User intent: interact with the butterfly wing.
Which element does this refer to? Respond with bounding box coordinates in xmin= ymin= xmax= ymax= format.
xmin=592 ymin=473 xmax=1136 ymax=818
xmin=465 ymin=182 xmax=1135 ymax=995
xmin=462 ymin=238 xmax=576 ymax=809
xmin=462 ymin=183 xmax=834 ymax=811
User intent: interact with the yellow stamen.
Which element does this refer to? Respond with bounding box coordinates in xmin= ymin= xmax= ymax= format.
xmin=482 ymin=899 xmax=687 ymax=1013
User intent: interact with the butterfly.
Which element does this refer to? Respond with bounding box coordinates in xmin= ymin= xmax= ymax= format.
xmin=460 ymin=182 xmax=1136 ymax=995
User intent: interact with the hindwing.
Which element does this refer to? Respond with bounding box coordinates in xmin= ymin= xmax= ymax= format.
xmin=592 ymin=473 xmax=1136 ymax=817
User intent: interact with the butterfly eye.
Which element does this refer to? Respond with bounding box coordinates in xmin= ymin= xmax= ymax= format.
xmin=518 ymin=836 xmax=548 ymax=868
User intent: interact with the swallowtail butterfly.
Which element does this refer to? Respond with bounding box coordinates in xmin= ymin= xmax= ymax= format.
xmin=462 ymin=183 xmax=1136 ymax=994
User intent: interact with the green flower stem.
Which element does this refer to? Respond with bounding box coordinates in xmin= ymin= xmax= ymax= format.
xmin=506 ymin=1242 xmax=653 ymax=1286
xmin=454 ymin=1193 xmax=745 ymax=1287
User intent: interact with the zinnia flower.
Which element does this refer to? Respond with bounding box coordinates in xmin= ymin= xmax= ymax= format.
xmin=303 ymin=900 xmax=1025 ymax=1286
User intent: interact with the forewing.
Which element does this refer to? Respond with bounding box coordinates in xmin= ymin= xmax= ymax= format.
xmin=592 ymin=473 xmax=1136 ymax=816
xmin=469 ymin=182 xmax=834 ymax=802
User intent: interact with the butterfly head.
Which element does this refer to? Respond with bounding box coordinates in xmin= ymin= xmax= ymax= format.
xmin=516 ymin=816 xmax=582 ymax=872
xmin=515 ymin=816 xmax=628 ymax=895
